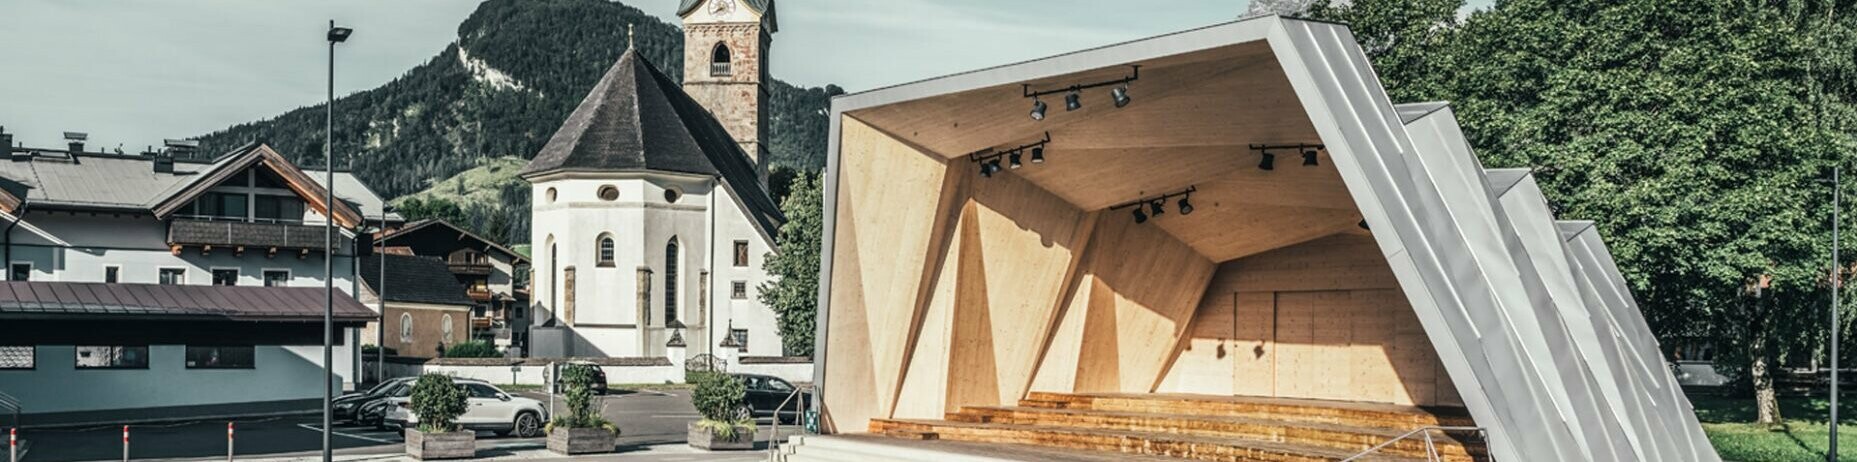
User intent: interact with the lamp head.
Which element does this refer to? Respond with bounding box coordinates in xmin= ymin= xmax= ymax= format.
xmin=327 ymin=26 xmax=354 ymax=43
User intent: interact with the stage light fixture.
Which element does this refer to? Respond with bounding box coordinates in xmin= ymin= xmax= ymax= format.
xmin=1022 ymin=65 xmax=1138 ymax=119
xmin=1178 ymin=196 xmax=1194 ymax=215
xmin=1111 ymin=85 xmax=1131 ymax=108
xmin=1030 ymin=146 xmax=1045 ymax=164
xmin=1112 ymin=185 xmax=1194 ymax=225
xmin=1133 ymin=207 xmax=1148 ymax=223
xmin=1009 ymin=152 xmax=1024 ymax=169
xmin=1303 ymin=149 xmax=1319 ymax=166
xmin=1031 ymin=99 xmax=1047 ymax=121
xmin=1258 ymin=152 xmax=1276 ymax=171
xmin=1149 ymin=200 xmax=1165 ymax=217
xmin=1065 ymin=90 xmax=1082 ymax=111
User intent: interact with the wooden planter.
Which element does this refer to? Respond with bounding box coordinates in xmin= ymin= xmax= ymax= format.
xmin=405 ymin=429 xmax=475 ymax=460
xmin=547 ymin=427 xmax=617 ymax=455
xmin=687 ymin=421 xmax=755 ymax=450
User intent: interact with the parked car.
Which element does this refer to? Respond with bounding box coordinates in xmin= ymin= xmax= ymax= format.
xmin=385 ymin=379 xmax=547 ymax=437
xmin=552 ymin=361 xmax=609 ymax=395
xmin=365 ymin=382 xmax=417 ymax=429
xmin=731 ymin=373 xmax=809 ymax=423
xmin=335 ymin=377 xmax=415 ymax=424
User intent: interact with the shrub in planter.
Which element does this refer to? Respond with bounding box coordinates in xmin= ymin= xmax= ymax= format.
xmin=405 ymin=374 xmax=474 ymax=460
xmin=443 ymin=341 xmax=500 ymax=358
xmin=547 ymin=363 xmax=619 ymax=454
xmin=687 ymin=371 xmax=755 ymax=450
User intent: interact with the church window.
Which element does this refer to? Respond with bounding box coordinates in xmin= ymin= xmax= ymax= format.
xmin=598 ymin=185 xmax=619 ymax=201
xmin=710 ymin=43 xmax=732 ymax=77
xmin=664 ymin=187 xmax=683 ymax=203
xmin=546 ymin=187 xmax=557 ymax=203
xmin=665 ymin=238 xmax=680 ymax=323
xmin=733 ymin=241 xmax=750 ymax=267
xmin=597 ymin=235 xmax=616 ymax=267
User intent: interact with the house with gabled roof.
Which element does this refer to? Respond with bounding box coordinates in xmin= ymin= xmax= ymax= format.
xmin=0 ymin=132 xmax=393 ymax=423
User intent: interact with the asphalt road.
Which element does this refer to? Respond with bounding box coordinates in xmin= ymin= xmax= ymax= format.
xmin=14 ymin=389 xmax=798 ymax=461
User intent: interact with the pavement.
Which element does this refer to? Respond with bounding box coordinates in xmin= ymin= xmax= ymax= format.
xmin=12 ymin=389 xmax=800 ymax=462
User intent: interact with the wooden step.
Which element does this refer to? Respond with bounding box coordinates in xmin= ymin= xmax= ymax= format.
xmin=872 ymin=418 xmax=1426 ymax=462
xmin=946 ymin=405 xmax=1483 ymax=460
xmin=1023 ymin=392 xmax=1475 ymax=431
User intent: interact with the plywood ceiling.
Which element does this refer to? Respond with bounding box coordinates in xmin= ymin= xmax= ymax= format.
xmin=847 ymin=40 xmax=1359 ymax=263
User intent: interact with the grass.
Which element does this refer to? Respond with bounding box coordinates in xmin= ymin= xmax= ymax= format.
xmin=1694 ymin=394 xmax=1857 ymax=461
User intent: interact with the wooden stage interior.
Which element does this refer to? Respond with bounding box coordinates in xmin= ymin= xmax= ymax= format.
xmin=820 ymin=38 xmax=1467 ymax=450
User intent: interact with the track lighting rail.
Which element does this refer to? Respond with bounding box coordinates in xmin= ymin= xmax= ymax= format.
xmin=1022 ymin=65 xmax=1142 ymax=99
xmin=969 ymin=132 xmax=1053 ymax=177
xmin=1111 ymin=185 xmax=1197 ymax=224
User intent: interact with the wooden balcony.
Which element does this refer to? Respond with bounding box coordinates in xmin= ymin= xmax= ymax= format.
xmin=447 ymin=262 xmax=493 ymax=276
xmin=167 ymin=218 xmax=329 ymax=256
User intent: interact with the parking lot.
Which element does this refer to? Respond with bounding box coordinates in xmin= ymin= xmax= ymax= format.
xmin=13 ymin=389 xmax=801 ymax=461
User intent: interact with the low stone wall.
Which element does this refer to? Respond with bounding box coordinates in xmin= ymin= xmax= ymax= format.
xmin=368 ymin=355 xmax=812 ymax=386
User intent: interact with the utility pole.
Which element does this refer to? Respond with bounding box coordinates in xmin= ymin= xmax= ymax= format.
xmin=323 ymin=21 xmax=353 ymax=462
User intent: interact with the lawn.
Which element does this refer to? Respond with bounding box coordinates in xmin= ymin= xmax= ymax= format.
xmin=1694 ymin=394 xmax=1857 ymax=461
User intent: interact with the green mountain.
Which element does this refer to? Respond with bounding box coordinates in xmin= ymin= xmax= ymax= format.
xmin=194 ymin=0 xmax=842 ymax=244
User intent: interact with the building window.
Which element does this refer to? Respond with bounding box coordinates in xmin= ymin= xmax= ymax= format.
xmin=159 ymin=268 xmax=186 ymax=285
xmin=8 ymin=262 xmax=29 ymax=281
xmin=400 ymin=313 xmax=414 ymax=343
xmin=442 ymin=314 xmax=456 ymax=344
xmin=75 ymin=346 xmax=148 ymax=369
xmin=732 ymin=281 xmax=748 ymax=300
xmin=730 ymin=329 xmax=749 ymax=352
xmin=253 ymin=195 xmax=305 ymax=223
xmin=104 ymin=266 xmax=121 ymax=283
xmin=733 ymin=241 xmax=750 ymax=267
xmin=185 ymin=346 xmax=255 ymax=369
xmin=598 ymin=236 xmax=616 ymax=267
xmin=665 ymin=239 xmax=680 ymax=323
xmin=710 ymin=43 xmax=733 ymax=77
xmin=263 ymin=270 xmax=290 ymax=287
xmin=546 ymin=187 xmax=557 ymax=203
xmin=664 ymin=187 xmax=683 ymax=203
xmin=212 ymin=268 xmax=239 ymax=286
xmin=0 ymin=346 xmax=34 ymax=369
xmin=598 ymin=185 xmax=619 ymax=201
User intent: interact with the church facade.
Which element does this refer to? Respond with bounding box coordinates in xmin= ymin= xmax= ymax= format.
xmin=521 ymin=0 xmax=787 ymax=359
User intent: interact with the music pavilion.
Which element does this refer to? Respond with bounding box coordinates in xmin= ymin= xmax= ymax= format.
xmin=807 ymin=15 xmax=1718 ymax=462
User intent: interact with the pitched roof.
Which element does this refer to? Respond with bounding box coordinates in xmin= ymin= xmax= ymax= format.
xmin=380 ymin=218 xmax=528 ymax=263
xmin=151 ymin=144 xmax=364 ymax=227
xmin=0 ymin=144 xmax=387 ymax=222
xmin=0 ymin=281 xmax=377 ymax=322
xmin=360 ymin=254 xmax=476 ymax=307
xmin=521 ymin=48 xmax=786 ymax=238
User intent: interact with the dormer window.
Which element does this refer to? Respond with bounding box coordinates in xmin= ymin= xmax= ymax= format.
xmin=182 ymin=168 xmax=305 ymax=223
xmin=710 ymin=43 xmax=732 ymax=77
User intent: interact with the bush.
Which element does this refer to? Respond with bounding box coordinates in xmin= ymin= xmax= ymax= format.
xmin=443 ymin=341 xmax=499 ymax=358
xmin=410 ymin=374 xmax=468 ymax=433
xmin=362 ymin=345 xmax=398 ymax=356
xmin=549 ymin=364 xmax=616 ymax=434
xmin=689 ymin=371 xmax=754 ymax=439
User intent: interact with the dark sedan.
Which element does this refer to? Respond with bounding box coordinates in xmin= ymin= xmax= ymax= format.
xmin=731 ymin=373 xmax=809 ymax=423
xmin=336 ymin=377 xmax=414 ymax=425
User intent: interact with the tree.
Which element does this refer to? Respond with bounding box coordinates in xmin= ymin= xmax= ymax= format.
xmin=1316 ymin=0 xmax=1857 ymax=424
xmin=758 ymin=172 xmax=823 ymax=356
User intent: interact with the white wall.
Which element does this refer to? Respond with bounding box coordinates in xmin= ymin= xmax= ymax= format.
xmin=0 ymin=345 xmax=350 ymax=415
xmin=375 ymin=360 xmax=811 ymax=386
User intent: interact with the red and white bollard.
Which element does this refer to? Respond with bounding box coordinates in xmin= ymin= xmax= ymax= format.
xmin=121 ymin=425 xmax=128 ymax=462
xmin=227 ymin=422 xmax=234 ymax=461
xmin=10 ymin=427 xmax=17 ymax=462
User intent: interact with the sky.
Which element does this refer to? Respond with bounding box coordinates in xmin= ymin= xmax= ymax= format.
xmin=0 ymin=0 xmax=1494 ymax=151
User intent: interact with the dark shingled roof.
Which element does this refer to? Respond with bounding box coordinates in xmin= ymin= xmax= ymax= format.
xmin=676 ymin=0 xmax=777 ymax=31
xmin=360 ymin=254 xmax=476 ymax=307
xmin=521 ymin=48 xmax=786 ymax=239
xmin=0 ymin=281 xmax=377 ymax=322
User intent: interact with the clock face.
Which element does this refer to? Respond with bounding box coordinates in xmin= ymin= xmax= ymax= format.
xmin=709 ymin=0 xmax=735 ymax=15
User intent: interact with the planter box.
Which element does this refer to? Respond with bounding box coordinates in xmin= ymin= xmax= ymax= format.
xmin=405 ymin=429 xmax=476 ymax=460
xmin=547 ymin=427 xmax=617 ymax=455
xmin=687 ymin=421 xmax=755 ymax=450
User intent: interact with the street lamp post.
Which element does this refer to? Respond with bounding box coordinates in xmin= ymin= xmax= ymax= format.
xmin=1835 ymin=165 xmax=1843 ymax=462
xmin=323 ymin=20 xmax=352 ymax=462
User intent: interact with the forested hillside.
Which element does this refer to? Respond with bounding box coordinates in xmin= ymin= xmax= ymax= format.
xmin=194 ymin=0 xmax=841 ymax=244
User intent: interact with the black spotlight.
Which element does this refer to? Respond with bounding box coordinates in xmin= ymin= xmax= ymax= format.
xmin=1031 ymin=99 xmax=1047 ymax=121
xmin=1009 ymin=151 xmax=1024 ymax=169
xmin=1030 ymin=146 xmax=1045 ymax=164
xmin=1258 ymin=152 xmax=1276 ymax=171
xmin=1065 ymin=90 xmax=1082 ymax=111
xmin=1133 ymin=207 xmax=1148 ymax=224
xmin=1111 ymin=85 xmax=1131 ymax=108
xmin=1178 ymin=196 xmax=1194 ymax=215
xmin=1303 ymin=149 xmax=1319 ymax=166
xmin=980 ymin=160 xmax=999 ymax=177
xmin=1149 ymin=200 xmax=1165 ymax=217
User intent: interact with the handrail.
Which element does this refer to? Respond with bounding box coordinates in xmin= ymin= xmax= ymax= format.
xmin=1341 ymin=425 xmax=1485 ymax=462
xmin=767 ymin=384 xmax=812 ymax=459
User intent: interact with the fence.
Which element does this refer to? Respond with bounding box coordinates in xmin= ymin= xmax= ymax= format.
xmin=368 ymin=355 xmax=813 ymax=385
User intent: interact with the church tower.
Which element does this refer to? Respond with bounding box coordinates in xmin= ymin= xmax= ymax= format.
xmin=678 ymin=0 xmax=776 ymax=182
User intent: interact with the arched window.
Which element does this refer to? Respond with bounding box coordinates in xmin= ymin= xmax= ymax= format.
xmin=442 ymin=314 xmax=455 ymax=343
xmin=664 ymin=238 xmax=680 ymax=323
xmin=597 ymin=235 xmax=616 ymax=266
xmin=399 ymin=313 xmax=413 ymax=343
xmin=710 ymin=43 xmax=732 ymax=77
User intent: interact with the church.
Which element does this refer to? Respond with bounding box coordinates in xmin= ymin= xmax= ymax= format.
xmin=521 ymin=0 xmax=787 ymax=359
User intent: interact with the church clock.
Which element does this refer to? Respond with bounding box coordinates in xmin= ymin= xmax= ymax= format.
xmin=709 ymin=0 xmax=735 ymax=16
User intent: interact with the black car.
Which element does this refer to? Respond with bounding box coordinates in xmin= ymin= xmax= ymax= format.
xmin=334 ymin=377 xmax=414 ymax=424
xmin=731 ymin=373 xmax=809 ymax=423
